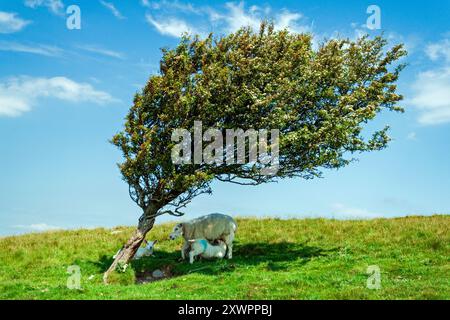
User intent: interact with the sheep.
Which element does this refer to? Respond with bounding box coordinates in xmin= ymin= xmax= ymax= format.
xmin=133 ymin=240 xmax=157 ymax=259
xmin=187 ymin=239 xmax=227 ymax=264
xmin=112 ymin=240 xmax=157 ymax=260
xmin=169 ymin=213 xmax=237 ymax=260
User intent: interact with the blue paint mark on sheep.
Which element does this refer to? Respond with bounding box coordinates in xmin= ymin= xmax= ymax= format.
xmin=199 ymin=239 xmax=208 ymax=251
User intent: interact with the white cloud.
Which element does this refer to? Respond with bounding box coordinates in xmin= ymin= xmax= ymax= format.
xmin=99 ymin=0 xmax=125 ymax=19
xmin=76 ymin=44 xmax=124 ymax=59
xmin=146 ymin=14 xmax=199 ymax=38
xmin=274 ymin=10 xmax=309 ymax=34
xmin=409 ymin=35 xmax=450 ymax=126
xmin=0 ymin=41 xmax=123 ymax=59
xmin=24 ymin=0 xmax=64 ymax=15
xmin=426 ymin=38 xmax=450 ymax=62
xmin=331 ymin=203 xmax=378 ymax=219
xmin=145 ymin=1 xmax=310 ymax=38
xmin=0 ymin=95 xmax=30 ymax=116
xmin=0 ymin=41 xmax=62 ymax=56
xmin=409 ymin=67 xmax=450 ymax=125
xmin=209 ymin=2 xmax=310 ymax=34
xmin=0 ymin=11 xmax=31 ymax=33
xmin=0 ymin=76 xmax=118 ymax=117
xmin=212 ymin=2 xmax=261 ymax=32
xmin=14 ymin=223 xmax=61 ymax=231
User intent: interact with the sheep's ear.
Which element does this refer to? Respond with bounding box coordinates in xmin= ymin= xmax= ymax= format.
xmin=143 ymin=239 xmax=148 ymax=245
xmin=153 ymin=240 xmax=158 ymax=244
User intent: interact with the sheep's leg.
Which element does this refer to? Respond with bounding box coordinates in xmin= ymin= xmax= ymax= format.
xmin=189 ymin=251 xmax=195 ymax=264
xmin=225 ymin=234 xmax=234 ymax=259
xmin=227 ymin=243 xmax=233 ymax=259
xmin=181 ymin=241 xmax=189 ymax=260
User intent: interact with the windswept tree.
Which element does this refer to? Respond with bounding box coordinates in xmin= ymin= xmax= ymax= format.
xmin=104 ymin=22 xmax=406 ymax=282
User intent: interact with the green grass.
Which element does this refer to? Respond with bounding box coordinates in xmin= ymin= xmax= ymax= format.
xmin=0 ymin=215 xmax=449 ymax=299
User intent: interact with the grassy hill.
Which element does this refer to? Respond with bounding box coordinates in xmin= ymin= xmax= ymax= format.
xmin=0 ymin=215 xmax=448 ymax=300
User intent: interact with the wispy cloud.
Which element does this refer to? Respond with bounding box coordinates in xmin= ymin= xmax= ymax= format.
xmin=331 ymin=203 xmax=378 ymax=219
xmin=145 ymin=1 xmax=310 ymax=38
xmin=410 ymin=67 xmax=450 ymax=125
xmin=209 ymin=2 xmax=262 ymax=32
xmin=143 ymin=0 xmax=201 ymax=14
xmin=24 ymin=0 xmax=65 ymax=16
xmin=13 ymin=223 xmax=62 ymax=232
xmin=0 ymin=41 xmax=125 ymax=60
xmin=273 ymin=9 xmax=310 ymax=34
xmin=76 ymin=44 xmax=125 ymax=59
xmin=146 ymin=14 xmax=199 ymax=38
xmin=426 ymin=38 xmax=450 ymax=62
xmin=0 ymin=11 xmax=31 ymax=33
xmin=410 ymin=35 xmax=450 ymax=125
xmin=0 ymin=41 xmax=62 ymax=56
xmin=0 ymin=76 xmax=119 ymax=117
xmin=210 ymin=2 xmax=310 ymax=34
xmin=99 ymin=0 xmax=125 ymax=19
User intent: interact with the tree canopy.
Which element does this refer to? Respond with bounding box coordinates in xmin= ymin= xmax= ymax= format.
xmin=112 ymin=23 xmax=406 ymax=219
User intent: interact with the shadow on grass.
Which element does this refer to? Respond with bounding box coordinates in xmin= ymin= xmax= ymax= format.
xmin=89 ymin=241 xmax=339 ymax=283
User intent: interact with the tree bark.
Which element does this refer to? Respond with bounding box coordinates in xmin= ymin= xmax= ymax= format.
xmin=103 ymin=206 xmax=157 ymax=284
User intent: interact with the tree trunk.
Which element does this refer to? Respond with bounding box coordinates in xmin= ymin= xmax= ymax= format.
xmin=103 ymin=206 xmax=157 ymax=284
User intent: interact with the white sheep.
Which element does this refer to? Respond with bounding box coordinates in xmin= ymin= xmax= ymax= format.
xmin=169 ymin=213 xmax=237 ymax=260
xmin=187 ymin=239 xmax=227 ymax=264
xmin=113 ymin=240 xmax=157 ymax=260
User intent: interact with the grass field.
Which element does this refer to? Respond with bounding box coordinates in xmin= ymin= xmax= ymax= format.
xmin=0 ymin=215 xmax=448 ymax=299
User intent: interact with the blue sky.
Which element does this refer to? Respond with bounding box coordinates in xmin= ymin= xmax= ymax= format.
xmin=0 ymin=0 xmax=449 ymax=236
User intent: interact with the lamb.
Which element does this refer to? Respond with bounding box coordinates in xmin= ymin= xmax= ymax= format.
xmin=169 ymin=213 xmax=237 ymax=260
xmin=112 ymin=240 xmax=157 ymax=260
xmin=187 ymin=239 xmax=227 ymax=264
xmin=133 ymin=240 xmax=157 ymax=259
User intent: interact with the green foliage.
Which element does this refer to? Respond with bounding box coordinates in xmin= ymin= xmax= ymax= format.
xmin=106 ymin=268 xmax=136 ymax=286
xmin=112 ymin=22 xmax=407 ymax=215
xmin=0 ymin=216 xmax=448 ymax=299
